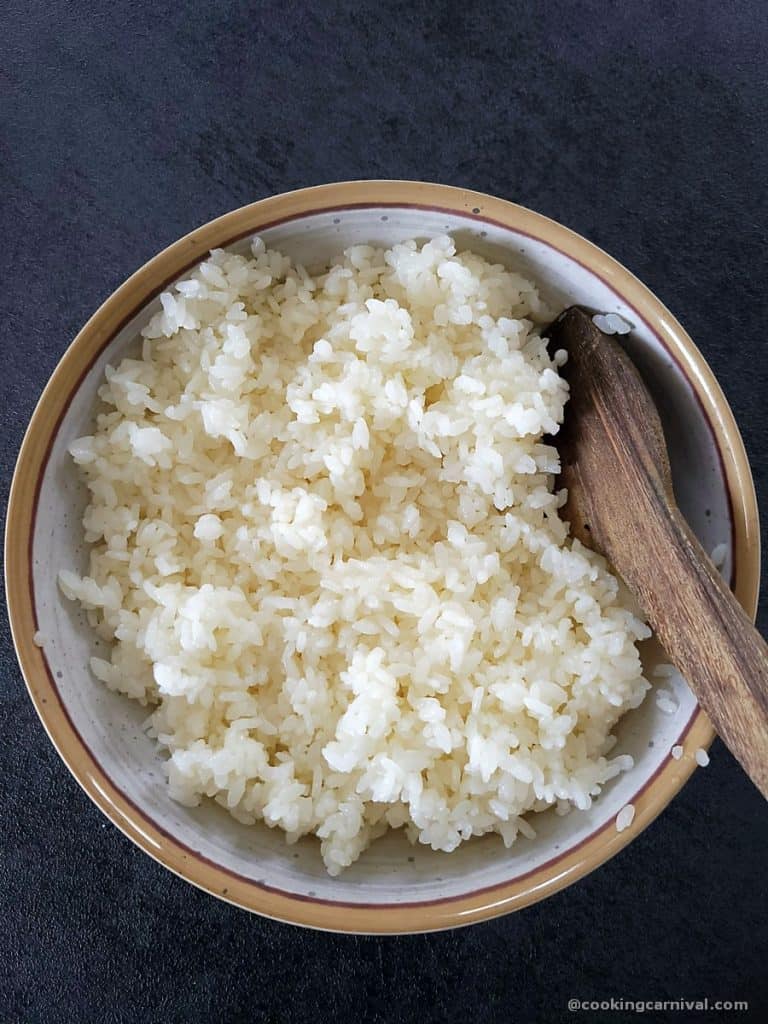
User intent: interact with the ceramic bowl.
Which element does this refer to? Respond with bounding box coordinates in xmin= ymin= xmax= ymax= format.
xmin=5 ymin=181 xmax=760 ymax=933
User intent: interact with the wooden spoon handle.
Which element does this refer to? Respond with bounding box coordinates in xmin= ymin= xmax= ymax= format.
xmin=546 ymin=307 xmax=766 ymax=795
xmin=628 ymin=504 xmax=768 ymax=796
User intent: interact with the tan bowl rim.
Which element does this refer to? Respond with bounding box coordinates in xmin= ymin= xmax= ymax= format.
xmin=5 ymin=180 xmax=761 ymax=934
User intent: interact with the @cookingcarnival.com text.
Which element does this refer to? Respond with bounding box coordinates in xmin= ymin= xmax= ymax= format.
xmin=568 ymin=998 xmax=748 ymax=1014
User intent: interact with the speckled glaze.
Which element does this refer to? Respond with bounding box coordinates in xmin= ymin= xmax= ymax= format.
xmin=5 ymin=182 xmax=760 ymax=933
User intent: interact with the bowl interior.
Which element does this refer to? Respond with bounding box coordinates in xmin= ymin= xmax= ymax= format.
xmin=30 ymin=205 xmax=732 ymax=910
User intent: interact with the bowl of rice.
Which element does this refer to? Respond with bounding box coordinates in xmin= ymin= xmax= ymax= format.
xmin=6 ymin=181 xmax=760 ymax=933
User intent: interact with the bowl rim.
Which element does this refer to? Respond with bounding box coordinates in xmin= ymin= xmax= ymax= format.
xmin=5 ymin=180 xmax=761 ymax=933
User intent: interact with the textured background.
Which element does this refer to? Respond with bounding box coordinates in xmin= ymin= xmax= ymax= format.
xmin=1 ymin=1 xmax=766 ymax=1021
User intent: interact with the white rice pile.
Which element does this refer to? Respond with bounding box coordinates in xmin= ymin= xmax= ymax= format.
xmin=59 ymin=236 xmax=651 ymax=874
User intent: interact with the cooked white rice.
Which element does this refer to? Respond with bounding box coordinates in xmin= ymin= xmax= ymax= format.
xmin=592 ymin=312 xmax=632 ymax=336
xmin=652 ymin=663 xmax=676 ymax=679
xmin=615 ymin=803 xmax=635 ymax=832
xmin=710 ymin=543 xmax=728 ymax=570
xmin=59 ymin=235 xmax=651 ymax=874
xmin=655 ymin=688 xmax=679 ymax=715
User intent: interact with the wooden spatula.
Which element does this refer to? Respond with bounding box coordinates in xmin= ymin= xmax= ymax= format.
xmin=545 ymin=306 xmax=768 ymax=797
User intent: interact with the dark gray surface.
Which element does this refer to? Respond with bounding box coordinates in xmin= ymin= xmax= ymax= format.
xmin=1 ymin=1 xmax=766 ymax=1021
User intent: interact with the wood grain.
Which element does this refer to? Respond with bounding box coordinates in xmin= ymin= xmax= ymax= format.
xmin=546 ymin=307 xmax=768 ymax=797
